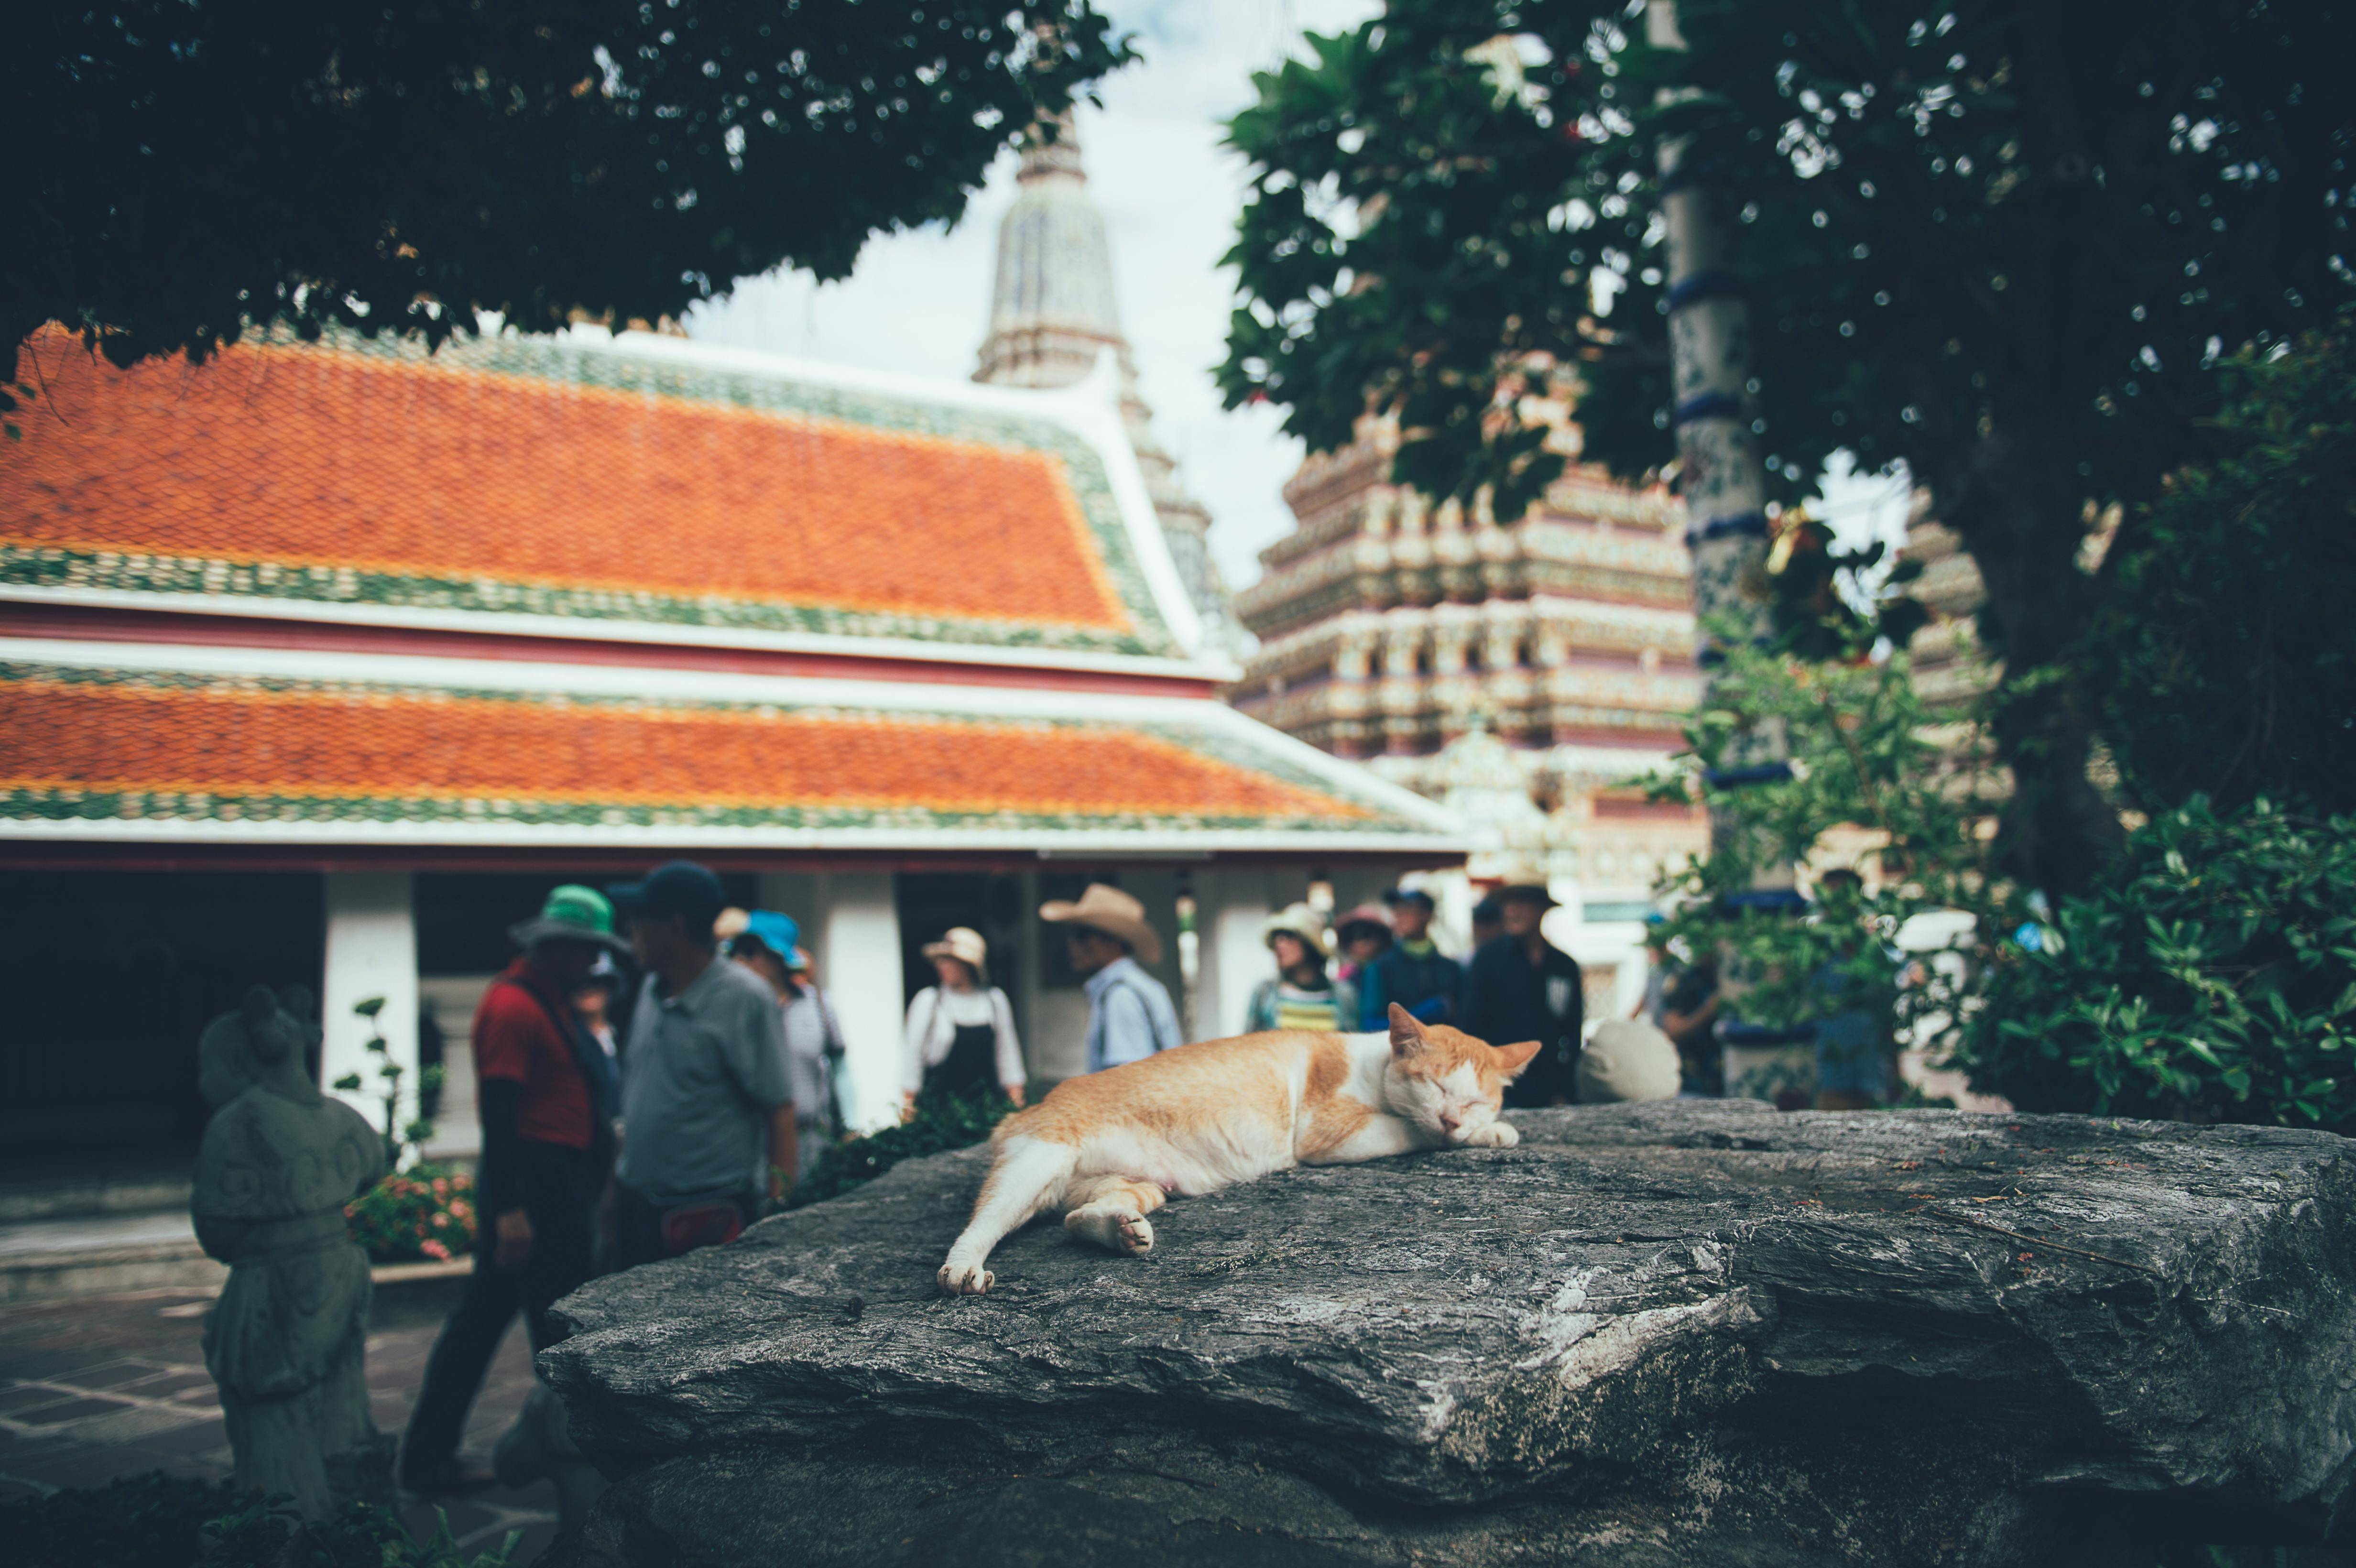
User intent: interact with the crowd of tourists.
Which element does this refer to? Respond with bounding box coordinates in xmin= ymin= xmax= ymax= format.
xmin=395 ymin=859 xmax=1713 ymax=1495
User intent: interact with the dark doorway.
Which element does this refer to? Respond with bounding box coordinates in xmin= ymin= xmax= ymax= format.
xmin=895 ymin=874 xmax=1028 ymax=1011
xmin=0 ymin=871 xmax=325 ymax=1167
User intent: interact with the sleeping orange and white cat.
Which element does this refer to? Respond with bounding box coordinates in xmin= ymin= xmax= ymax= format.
xmin=938 ymin=1004 xmax=1539 ymax=1294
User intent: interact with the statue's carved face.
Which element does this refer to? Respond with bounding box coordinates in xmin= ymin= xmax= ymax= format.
xmin=197 ymin=1014 xmax=261 ymax=1109
xmin=197 ymin=988 xmax=313 ymax=1108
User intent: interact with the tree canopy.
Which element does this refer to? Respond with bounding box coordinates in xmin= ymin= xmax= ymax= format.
xmin=4 ymin=0 xmax=1125 ymax=391
xmin=1219 ymin=0 xmax=2356 ymax=893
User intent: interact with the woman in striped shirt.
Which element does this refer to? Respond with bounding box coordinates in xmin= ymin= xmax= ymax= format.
xmin=1243 ymin=904 xmax=1359 ymax=1034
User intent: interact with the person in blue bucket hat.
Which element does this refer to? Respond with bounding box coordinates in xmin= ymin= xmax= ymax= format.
xmin=720 ymin=908 xmax=845 ymax=1175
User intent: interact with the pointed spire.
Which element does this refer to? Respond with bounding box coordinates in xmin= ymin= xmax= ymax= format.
xmin=974 ymin=114 xmax=1247 ymax=656
xmin=976 ymin=112 xmax=1121 ymax=385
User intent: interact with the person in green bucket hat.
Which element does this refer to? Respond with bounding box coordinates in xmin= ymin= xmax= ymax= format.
xmin=401 ymin=883 xmax=627 ymax=1496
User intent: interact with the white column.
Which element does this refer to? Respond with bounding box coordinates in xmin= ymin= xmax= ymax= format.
xmin=816 ymin=872 xmax=904 ymax=1134
xmin=320 ymin=871 xmax=420 ymax=1154
xmin=1196 ymin=867 xmax=1276 ymax=1042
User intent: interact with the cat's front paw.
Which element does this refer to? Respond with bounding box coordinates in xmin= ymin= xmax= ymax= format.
xmin=1456 ymin=1120 xmax=1519 ymax=1148
xmin=938 ymin=1259 xmax=995 ymax=1296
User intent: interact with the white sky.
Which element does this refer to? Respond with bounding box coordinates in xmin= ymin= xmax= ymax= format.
xmin=687 ymin=0 xmax=1911 ymax=590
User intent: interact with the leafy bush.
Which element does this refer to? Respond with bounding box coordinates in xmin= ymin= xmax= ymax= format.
xmin=2083 ymin=307 xmax=2356 ymax=817
xmin=787 ymin=1093 xmax=1014 ymax=1209
xmin=3 ymin=1470 xmax=243 ymax=1568
xmin=1957 ymin=797 xmax=2356 ymax=1132
xmin=344 ymin=1163 xmax=476 ymax=1264
xmin=1647 ymin=631 xmax=2008 ymax=1075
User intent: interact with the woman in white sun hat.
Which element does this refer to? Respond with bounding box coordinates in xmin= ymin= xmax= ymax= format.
xmin=902 ymin=926 xmax=1025 ymax=1117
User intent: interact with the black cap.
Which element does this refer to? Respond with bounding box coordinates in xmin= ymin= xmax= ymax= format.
xmin=607 ymin=860 xmax=727 ymax=933
xmin=1383 ymin=886 xmax=1436 ymax=911
xmin=1470 ymin=894 xmax=1505 ymax=922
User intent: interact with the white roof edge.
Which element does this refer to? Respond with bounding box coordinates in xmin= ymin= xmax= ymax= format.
xmin=0 ymin=819 xmax=1466 ymax=854
xmin=0 ymin=585 xmax=1232 ymax=683
xmin=1196 ymin=703 xmax=1467 ymax=838
xmin=0 ymin=634 xmax=1277 ymax=720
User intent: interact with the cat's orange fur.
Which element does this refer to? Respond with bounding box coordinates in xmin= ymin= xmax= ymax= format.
xmin=937 ymin=1004 xmax=1538 ymax=1294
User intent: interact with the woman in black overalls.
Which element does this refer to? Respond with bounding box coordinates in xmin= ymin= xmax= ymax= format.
xmin=900 ymin=927 xmax=1027 ymax=1118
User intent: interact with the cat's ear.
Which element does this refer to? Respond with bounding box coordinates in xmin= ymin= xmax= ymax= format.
xmin=1494 ymin=1040 xmax=1542 ymax=1078
xmin=1388 ymin=1003 xmax=1428 ymax=1058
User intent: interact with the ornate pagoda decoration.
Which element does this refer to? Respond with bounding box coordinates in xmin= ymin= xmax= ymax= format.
xmin=1226 ymin=410 xmax=1708 ymax=920
xmin=972 ymin=115 xmax=1245 ymax=656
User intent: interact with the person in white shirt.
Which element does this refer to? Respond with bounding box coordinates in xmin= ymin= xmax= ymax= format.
xmin=902 ymin=927 xmax=1025 ymax=1117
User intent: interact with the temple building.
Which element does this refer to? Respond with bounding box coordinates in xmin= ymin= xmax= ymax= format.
xmin=1225 ymin=412 xmax=1708 ymax=1013
xmin=972 ymin=118 xmax=1245 ymax=657
xmin=0 ymin=325 xmax=1459 ymax=1202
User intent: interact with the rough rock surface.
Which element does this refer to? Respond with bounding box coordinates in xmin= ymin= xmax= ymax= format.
xmin=543 ymin=1103 xmax=2356 ymax=1566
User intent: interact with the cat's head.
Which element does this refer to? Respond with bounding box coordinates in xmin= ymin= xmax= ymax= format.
xmin=1381 ymin=1004 xmax=1540 ymax=1142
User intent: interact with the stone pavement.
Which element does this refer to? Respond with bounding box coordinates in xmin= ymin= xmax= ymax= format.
xmin=0 ymin=1279 xmax=560 ymax=1561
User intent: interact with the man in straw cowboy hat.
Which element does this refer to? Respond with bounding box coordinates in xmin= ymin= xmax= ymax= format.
xmin=1040 ymin=883 xmax=1181 ymax=1074
xmin=403 ymin=883 xmax=629 ymax=1496
xmin=1461 ymin=860 xmax=1585 ymax=1109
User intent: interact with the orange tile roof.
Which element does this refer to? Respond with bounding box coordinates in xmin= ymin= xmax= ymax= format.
xmin=1 ymin=328 xmax=1182 ymax=657
xmin=0 ymin=663 xmax=1392 ymax=834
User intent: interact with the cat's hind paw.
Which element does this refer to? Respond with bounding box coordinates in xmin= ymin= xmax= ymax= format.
xmin=1458 ymin=1120 xmax=1519 ymax=1148
xmin=1117 ymin=1212 xmax=1155 ymax=1257
xmin=1066 ymin=1202 xmax=1155 ymax=1257
xmin=938 ymin=1259 xmax=995 ymax=1296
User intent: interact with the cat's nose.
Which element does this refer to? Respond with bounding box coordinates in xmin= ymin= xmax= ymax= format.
xmin=1439 ymin=1111 xmax=1462 ymax=1132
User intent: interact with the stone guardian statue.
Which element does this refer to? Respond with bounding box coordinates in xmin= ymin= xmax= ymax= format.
xmin=192 ymin=985 xmax=390 ymax=1517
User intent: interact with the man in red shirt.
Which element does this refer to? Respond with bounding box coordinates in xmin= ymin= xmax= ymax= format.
xmin=400 ymin=885 xmax=626 ymax=1495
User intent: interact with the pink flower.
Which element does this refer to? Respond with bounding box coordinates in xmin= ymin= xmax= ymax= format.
xmin=434 ymin=1179 xmax=449 ymax=1197
xmin=421 ymin=1240 xmax=450 ymax=1260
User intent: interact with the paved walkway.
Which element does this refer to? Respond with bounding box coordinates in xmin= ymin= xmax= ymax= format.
xmin=0 ymin=1280 xmax=559 ymax=1561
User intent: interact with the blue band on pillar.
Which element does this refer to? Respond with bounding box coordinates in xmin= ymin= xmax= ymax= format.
xmin=1722 ymin=889 xmax=1811 ymax=915
xmin=1683 ymin=511 xmax=1769 ymax=548
xmin=1658 ymin=158 xmax=1734 ymax=195
xmin=1664 ymin=271 xmax=1746 ymax=311
xmin=1703 ymin=762 xmax=1795 ymax=789
xmin=1717 ymin=1020 xmax=1820 ymax=1048
xmin=1672 ymin=391 xmax=1745 ymax=426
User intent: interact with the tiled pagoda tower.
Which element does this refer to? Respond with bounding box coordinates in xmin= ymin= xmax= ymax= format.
xmin=1226 ymin=411 xmax=1708 ymax=936
xmin=973 ymin=116 xmax=1244 ymax=654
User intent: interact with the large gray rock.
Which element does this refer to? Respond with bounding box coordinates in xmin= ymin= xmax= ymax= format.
xmin=542 ymin=1103 xmax=2356 ymax=1566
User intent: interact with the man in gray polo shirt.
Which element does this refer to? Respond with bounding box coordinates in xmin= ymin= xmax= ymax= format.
xmin=609 ymin=861 xmax=796 ymax=1267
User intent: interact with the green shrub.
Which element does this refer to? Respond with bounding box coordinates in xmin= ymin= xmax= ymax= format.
xmin=2 ymin=1470 xmax=243 ymax=1568
xmin=344 ymin=1163 xmax=476 ymax=1264
xmin=788 ymin=1093 xmax=1013 ymax=1209
xmin=1957 ymin=796 xmax=2356 ymax=1132
xmin=2083 ymin=307 xmax=2356 ymax=818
